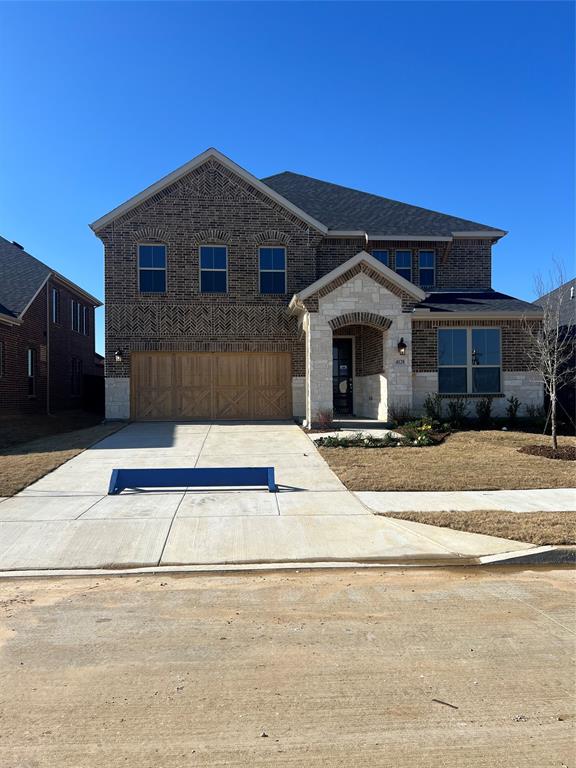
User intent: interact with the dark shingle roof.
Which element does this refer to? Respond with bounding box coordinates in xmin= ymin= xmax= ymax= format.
xmin=0 ymin=236 xmax=101 ymax=320
xmin=0 ymin=237 xmax=52 ymax=318
xmin=262 ymin=172 xmax=502 ymax=237
xmin=417 ymin=291 xmax=540 ymax=314
xmin=536 ymin=279 xmax=576 ymax=328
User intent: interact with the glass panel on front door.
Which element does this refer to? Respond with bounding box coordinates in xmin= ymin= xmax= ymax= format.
xmin=333 ymin=339 xmax=353 ymax=415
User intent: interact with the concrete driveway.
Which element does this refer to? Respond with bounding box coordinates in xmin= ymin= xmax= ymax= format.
xmin=0 ymin=422 xmax=536 ymax=571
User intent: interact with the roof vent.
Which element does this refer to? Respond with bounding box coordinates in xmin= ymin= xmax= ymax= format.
xmin=570 ymin=286 xmax=574 ymax=300
xmin=12 ymin=241 xmax=24 ymax=249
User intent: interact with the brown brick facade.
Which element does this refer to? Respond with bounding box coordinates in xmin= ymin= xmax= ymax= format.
xmin=0 ymin=279 xmax=98 ymax=414
xmin=98 ymin=156 xmax=506 ymax=397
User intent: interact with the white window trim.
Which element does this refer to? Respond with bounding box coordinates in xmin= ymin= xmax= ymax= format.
xmin=138 ymin=243 xmax=167 ymax=294
xmin=199 ymin=244 xmax=228 ymax=294
xmin=418 ymin=249 xmax=436 ymax=287
xmin=395 ymin=249 xmax=412 ymax=282
xmin=258 ymin=246 xmax=287 ymax=294
xmin=438 ymin=327 xmax=502 ymax=394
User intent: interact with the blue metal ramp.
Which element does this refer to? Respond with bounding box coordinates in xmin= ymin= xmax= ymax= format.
xmin=108 ymin=466 xmax=277 ymax=495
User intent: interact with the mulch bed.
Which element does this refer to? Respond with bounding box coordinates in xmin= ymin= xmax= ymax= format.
xmin=518 ymin=445 xmax=576 ymax=461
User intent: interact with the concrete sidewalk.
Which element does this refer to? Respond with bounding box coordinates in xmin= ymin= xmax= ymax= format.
xmin=0 ymin=422 xmax=549 ymax=572
xmin=356 ymin=488 xmax=576 ymax=513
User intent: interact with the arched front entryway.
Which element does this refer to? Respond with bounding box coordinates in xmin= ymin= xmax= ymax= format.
xmin=328 ymin=314 xmax=392 ymax=418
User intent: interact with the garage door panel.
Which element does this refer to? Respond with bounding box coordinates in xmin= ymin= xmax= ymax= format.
xmin=132 ymin=352 xmax=291 ymax=420
xmin=214 ymin=388 xmax=251 ymax=420
xmin=132 ymin=354 xmax=174 ymax=420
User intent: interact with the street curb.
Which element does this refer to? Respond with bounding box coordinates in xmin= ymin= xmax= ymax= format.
xmin=0 ymin=548 xmax=573 ymax=579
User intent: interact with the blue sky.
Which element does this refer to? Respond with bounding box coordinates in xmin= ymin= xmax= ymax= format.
xmin=1 ymin=1 xmax=573 ymax=354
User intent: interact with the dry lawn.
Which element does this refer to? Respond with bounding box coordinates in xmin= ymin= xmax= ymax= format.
xmin=383 ymin=510 xmax=576 ymax=545
xmin=0 ymin=420 xmax=123 ymax=496
xmin=318 ymin=430 xmax=576 ymax=491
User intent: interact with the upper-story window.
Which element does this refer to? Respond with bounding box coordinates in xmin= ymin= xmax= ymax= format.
xmin=71 ymin=300 xmax=89 ymax=334
xmin=71 ymin=300 xmax=80 ymax=332
xmin=51 ymin=288 xmax=60 ymax=324
xmin=259 ymin=247 xmax=286 ymax=294
xmin=395 ymin=250 xmax=412 ymax=282
xmin=438 ymin=328 xmax=501 ymax=394
xmin=200 ymin=246 xmax=227 ymax=293
xmin=419 ymin=250 xmax=435 ymax=287
xmin=138 ymin=244 xmax=166 ymax=293
xmin=372 ymin=250 xmax=389 ymax=266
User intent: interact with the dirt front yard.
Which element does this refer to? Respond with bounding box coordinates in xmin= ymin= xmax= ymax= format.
xmin=0 ymin=568 xmax=573 ymax=768
xmin=0 ymin=414 xmax=123 ymax=496
xmin=318 ymin=430 xmax=576 ymax=492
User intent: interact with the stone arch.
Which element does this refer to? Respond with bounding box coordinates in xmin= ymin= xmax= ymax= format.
xmin=328 ymin=311 xmax=392 ymax=332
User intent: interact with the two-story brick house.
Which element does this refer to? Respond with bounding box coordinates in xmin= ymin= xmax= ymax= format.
xmin=91 ymin=148 xmax=542 ymax=425
xmin=0 ymin=237 xmax=102 ymax=414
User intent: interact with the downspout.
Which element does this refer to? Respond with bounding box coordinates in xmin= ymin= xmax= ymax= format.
xmin=46 ymin=280 xmax=51 ymax=416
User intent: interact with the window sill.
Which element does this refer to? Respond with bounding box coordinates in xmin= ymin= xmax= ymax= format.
xmin=438 ymin=392 xmax=505 ymax=398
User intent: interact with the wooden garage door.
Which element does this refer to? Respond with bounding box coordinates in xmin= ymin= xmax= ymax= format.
xmin=131 ymin=352 xmax=292 ymax=420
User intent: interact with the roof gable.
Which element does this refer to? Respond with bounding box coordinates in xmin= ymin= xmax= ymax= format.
xmin=263 ymin=171 xmax=505 ymax=239
xmin=291 ymin=251 xmax=426 ymax=308
xmin=90 ymin=149 xmax=328 ymax=234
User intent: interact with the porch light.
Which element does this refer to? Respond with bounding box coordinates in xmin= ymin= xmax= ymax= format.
xmin=114 ymin=349 xmax=124 ymax=363
xmin=397 ymin=338 xmax=407 ymax=356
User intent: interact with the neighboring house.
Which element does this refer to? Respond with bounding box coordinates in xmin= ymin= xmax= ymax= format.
xmin=536 ymin=278 xmax=575 ymax=426
xmin=91 ymin=148 xmax=542 ymax=424
xmin=0 ymin=237 xmax=102 ymax=414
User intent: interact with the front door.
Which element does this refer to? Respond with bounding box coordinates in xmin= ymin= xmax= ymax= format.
xmin=332 ymin=339 xmax=353 ymax=415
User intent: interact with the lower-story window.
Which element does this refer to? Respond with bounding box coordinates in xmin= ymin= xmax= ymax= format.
xmin=438 ymin=328 xmax=501 ymax=394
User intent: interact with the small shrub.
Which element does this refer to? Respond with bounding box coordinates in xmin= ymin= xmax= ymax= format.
xmin=388 ymin=402 xmax=413 ymax=426
xmin=423 ymin=393 xmax=444 ymax=423
xmin=446 ymin=397 xmax=469 ymax=429
xmin=475 ymin=396 xmax=494 ymax=427
xmin=506 ymin=396 xmax=521 ymax=425
xmin=315 ymin=410 xmax=334 ymax=430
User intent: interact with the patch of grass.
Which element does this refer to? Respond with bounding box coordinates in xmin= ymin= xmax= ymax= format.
xmin=317 ymin=430 xmax=576 ymax=491
xmin=0 ymin=421 xmax=124 ymax=496
xmin=0 ymin=411 xmax=105 ymax=452
xmin=382 ymin=510 xmax=576 ymax=546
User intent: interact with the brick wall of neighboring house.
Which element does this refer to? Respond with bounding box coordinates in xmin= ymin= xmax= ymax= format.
xmin=48 ymin=278 xmax=98 ymax=410
xmin=412 ymin=318 xmax=537 ymax=373
xmin=0 ymin=280 xmax=98 ymax=415
xmin=0 ymin=288 xmax=48 ymax=414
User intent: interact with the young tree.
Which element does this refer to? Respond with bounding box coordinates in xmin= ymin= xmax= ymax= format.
xmin=523 ymin=262 xmax=575 ymax=451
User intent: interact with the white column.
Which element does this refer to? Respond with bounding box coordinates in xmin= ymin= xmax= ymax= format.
xmin=305 ymin=312 xmax=333 ymax=427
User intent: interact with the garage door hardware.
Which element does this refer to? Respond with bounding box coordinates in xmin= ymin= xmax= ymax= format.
xmin=108 ymin=467 xmax=277 ymax=495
